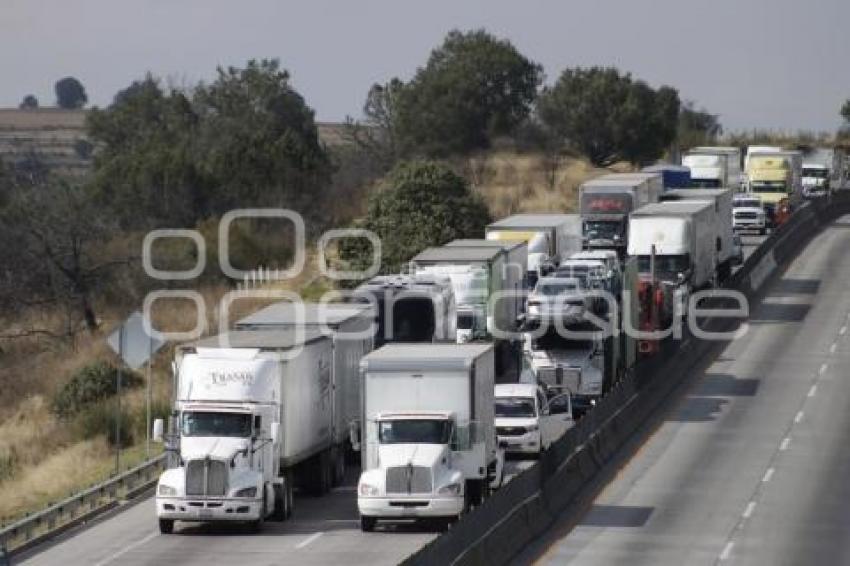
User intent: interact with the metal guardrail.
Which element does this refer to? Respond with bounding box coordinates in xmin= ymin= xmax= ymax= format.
xmin=0 ymin=454 xmax=166 ymax=557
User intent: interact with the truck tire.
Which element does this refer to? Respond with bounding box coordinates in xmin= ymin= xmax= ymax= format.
xmin=271 ymin=483 xmax=286 ymax=521
xmin=159 ymin=519 xmax=174 ymax=534
xmin=360 ymin=515 xmax=376 ymax=532
xmin=332 ymin=447 xmax=345 ymax=487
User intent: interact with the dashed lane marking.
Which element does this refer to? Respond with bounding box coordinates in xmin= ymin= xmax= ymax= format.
xmin=794 ymin=411 xmax=804 ymax=424
xmin=780 ymin=437 xmax=791 ymax=451
xmin=719 ymin=541 xmax=734 ymax=561
xmin=762 ymin=468 xmax=775 ymax=483
xmin=93 ymin=531 xmax=159 ymax=566
xmin=296 ymin=531 xmax=324 ymax=549
xmin=808 ymin=385 xmax=818 ymax=397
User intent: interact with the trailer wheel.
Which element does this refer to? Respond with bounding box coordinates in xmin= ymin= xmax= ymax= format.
xmin=360 ymin=516 xmax=377 ymax=532
xmin=159 ymin=519 xmax=174 ymax=534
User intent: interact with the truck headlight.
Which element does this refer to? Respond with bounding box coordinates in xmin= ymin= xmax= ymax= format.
xmin=437 ymin=482 xmax=462 ymax=496
xmin=359 ymin=483 xmax=380 ymax=496
xmin=158 ymin=484 xmax=177 ymax=497
xmin=234 ymin=486 xmax=257 ymax=498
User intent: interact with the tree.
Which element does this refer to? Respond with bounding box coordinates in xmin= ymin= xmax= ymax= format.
xmin=87 ymin=75 xmax=205 ymax=227
xmin=537 ymin=67 xmax=680 ymax=167
xmin=841 ymin=99 xmax=850 ymax=125
xmin=394 ymin=29 xmax=543 ymax=156
xmin=344 ymin=79 xmax=405 ymax=170
xmin=193 ymin=59 xmax=332 ymax=224
xmin=55 ymin=77 xmax=88 ymax=109
xmin=0 ymin=177 xmax=124 ymax=333
xmin=340 ymin=161 xmax=491 ymax=275
xmin=678 ymin=101 xmax=723 ymax=149
xmin=19 ymin=94 xmax=39 ymax=109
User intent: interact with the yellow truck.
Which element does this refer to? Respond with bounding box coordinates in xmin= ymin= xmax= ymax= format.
xmin=745 ymin=150 xmax=802 ymax=226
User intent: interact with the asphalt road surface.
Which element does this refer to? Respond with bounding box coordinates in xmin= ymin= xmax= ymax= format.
xmin=517 ymin=216 xmax=850 ymax=565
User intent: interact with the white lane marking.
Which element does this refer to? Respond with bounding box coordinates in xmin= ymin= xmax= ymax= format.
xmin=794 ymin=411 xmax=804 ymax=424
xmin=841 ymin=326 xmax=847 ymax=335
xmin=808 ymin=385 xmax=818 ymax=397
xmin=719 ymin=541 xmax=734 ymax=561
xmin=93 ymin=531 xmax=159 ymax=566
xmin=780 ymin=437 xmax=791 ymax=451
xmin=742 ymin=501 xmax=757 ymax=519
xmin=762 ymin=468 xmax=775 ymax=483
xmin=830 ymin=343 xmax=837 ymax=354
xmin=819 ymin=363 xmax=828 ymax=375
xmin=296 ymin=531 xmax=324 ymax=549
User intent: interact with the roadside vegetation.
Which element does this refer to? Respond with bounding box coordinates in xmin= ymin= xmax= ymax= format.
xmin=3 ymin=26 xmax=847 ymax=525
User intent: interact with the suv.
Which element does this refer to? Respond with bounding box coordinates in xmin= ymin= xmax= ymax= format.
xmin=494 ymin=383 xmax=573 ymax=456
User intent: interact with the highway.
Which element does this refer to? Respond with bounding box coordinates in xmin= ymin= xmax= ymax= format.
xmin=518 ymin=217 xmax=850 ymax=564
xmin=15 ymin=233 xmax=765 ymax=566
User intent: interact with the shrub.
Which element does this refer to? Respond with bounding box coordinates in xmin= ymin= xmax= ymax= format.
xmin=53 ymin=361 xmax=143 ymax=419
xmin=74 ymin=402 xmax=135 ymax=448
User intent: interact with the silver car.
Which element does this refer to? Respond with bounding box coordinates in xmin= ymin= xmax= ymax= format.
xmin=526 ymin=277 xmax=589 ymax=326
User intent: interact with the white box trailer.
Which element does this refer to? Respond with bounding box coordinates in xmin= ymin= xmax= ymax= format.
xmin=412 ymin=244 xmax=525 ymax=343
xmin=356 ymin=343 xmax=502 ymax=530
xmin=628 ymin=201 xmax=718 ymax=289
xmin=353 ymin=274 xmax=456 ymax=347
xmin=236 ymin=302 xmax=375 ymax=469
xmin=485 ymin=214 xmax=582 ymax=283
xmin=660 ymin=188 xmax=735 ymax=280
xmin=155 ymin=329 xmax=336 ymax=533
xmin=689 ymin=146 xmax=743 ymax=187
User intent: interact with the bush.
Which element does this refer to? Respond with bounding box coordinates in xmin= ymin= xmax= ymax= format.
xmin=53 ymin=361 xmax=143 ymax=418
xmin=74 ymin=402 xmax=135 ymax=448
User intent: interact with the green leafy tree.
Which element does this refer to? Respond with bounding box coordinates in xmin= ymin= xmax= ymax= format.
xmin=55 ymin=77 xmax=88 ymax=109
xmin=19 ymin=94 xmax=38 ymax=109
xmin=394 ymin=29 xmax=543 ymax=156
xmin=341 ymin=161 xmax=491 ymax=275
xmin=537 ymin=67 xmax=680 ymax=167
xmin=193 ymin=59 xmax=331 ymax=222
xmin=87 ymin=75 xmax=205 ymax=227
xmin=841 ymin=99 xmax=850 ymax=125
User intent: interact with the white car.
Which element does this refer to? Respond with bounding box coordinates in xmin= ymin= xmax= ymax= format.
xmin=526 ymin=277 xmax=589 ymax=326
xmin=495 ymin=384 xmax=573 ymax=456
xmin=732 ymin=195 xmax=767 ymax=234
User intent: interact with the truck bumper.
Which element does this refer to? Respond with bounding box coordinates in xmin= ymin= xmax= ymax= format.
xmin=156 ymin=497 xmax=263 ymax=522
xmin=733 ymin=220 xmax=766 ymax=231
xmin=358 ymin=496 xmax=464 ymax=518
xmin=498 ymin=432 xmax=541 ymax=454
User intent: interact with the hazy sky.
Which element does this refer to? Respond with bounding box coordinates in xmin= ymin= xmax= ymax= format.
xmin=2 ymin=0 xmax=849 ymax=132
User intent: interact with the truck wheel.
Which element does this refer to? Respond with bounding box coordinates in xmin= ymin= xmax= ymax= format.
xmin=360 ymin=516 xmax=377 ymax=532
xmin=271 ymin=484 xmax=286 ymax=521
xmin=159 ymin=519 xmax=174 ymax=534
xmin=332 ymin=448 xmax=345 ymax=487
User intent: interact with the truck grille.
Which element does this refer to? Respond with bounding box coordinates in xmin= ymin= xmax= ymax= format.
xmin=185 ymin=458 xmax=228 ymax=497
xmin=386 ymin=466 xmax=432 ymax=494
xmin=734 ymin=211 xmax=758 ymax=219
xmin=497 ymin=426 xmax=527 ymax=436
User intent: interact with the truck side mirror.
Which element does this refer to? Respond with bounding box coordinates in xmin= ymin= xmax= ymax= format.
xmin=153 ymin=418 xmax=164 ymax=443
xmin=270 ymin=422 xmax=280 ymax=445
xmin=349 ymin=421 xmax=361 ymax=452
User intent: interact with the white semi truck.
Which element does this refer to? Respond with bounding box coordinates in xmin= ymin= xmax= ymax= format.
xmin=154 ymin=329 xmax=338 ymax=533
xmin=661 ymin=188 xmax=735 ymax=281
xmin=628 ymin=201 xmax=719 ymax=315
xmin=355 ymin=343 xmax=503 ymax=531
xmin=353 ymin=274 xmax=456 ymax=347
xmin=236 ymin=302 xmax=375 ymax=477
xmin=485 ymin=214 xmax=582 ymax=285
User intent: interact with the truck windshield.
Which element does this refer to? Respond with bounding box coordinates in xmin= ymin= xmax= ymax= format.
xmin=495 ymin=397 xmax=536 ymax=418
xmin=637 ymin=254 xmax=690 ymax=275
xmin=378 ymin=419 xmax=451 ymax=444
xmin=181 ymin=411 xmax=252 ymax=438
xmin=751 ymin=181 xmax=789 ymax=194
xmin=690 ymin=178 xmax=722 ymax=188
xmin=584 ymin=220 xmax=623 ymax=241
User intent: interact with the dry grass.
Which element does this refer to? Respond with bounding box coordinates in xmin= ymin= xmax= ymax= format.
xmin=456 ymin=150 xmax=634 ymax=219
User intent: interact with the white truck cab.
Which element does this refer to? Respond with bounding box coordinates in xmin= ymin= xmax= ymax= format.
xmin=495 ymin=383 xmax=573 ymax=456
